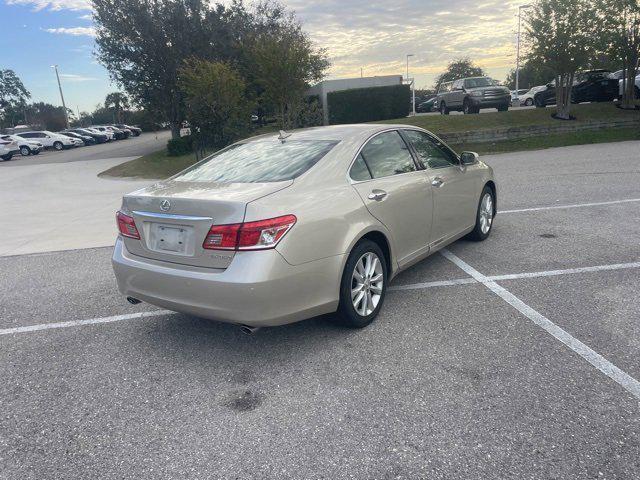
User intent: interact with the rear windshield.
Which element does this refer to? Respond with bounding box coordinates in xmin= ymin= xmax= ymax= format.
xmin=173 ymin=139 xmax=339 ymax=183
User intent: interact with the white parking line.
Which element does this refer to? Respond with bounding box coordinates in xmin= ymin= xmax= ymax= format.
xmin=440 ymin=249 xmax=640 ymax=400
xmin=488 ymin=261 xmax=640 ymax=282
xmin=389 ymin=278 xmax=476 ymax=291
xmin=390 ymin=260 xmax=640 ymax=292
xmin=500 ymin=198 xmax=640 ymax=214
xmin=0 ymin=310 xmax=172 ymax=336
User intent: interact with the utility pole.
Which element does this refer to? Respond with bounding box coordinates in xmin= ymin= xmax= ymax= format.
xmin=515 ymin=4 xmax=532 ymax=105
xmin=51 ymin=65 xmax=70 ymax=129
xmin=406 ymin=54 xmax=415 ymax=116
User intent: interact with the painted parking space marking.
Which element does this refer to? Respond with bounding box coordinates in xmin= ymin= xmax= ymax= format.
xmin=390 ymin=260 xmax=640 ymax=292
xmin=500 ymin=197 xmax=640 ymax=214
xmin=440 ymin=249 xmax=640 ymax=401
xmin=0 ymin=310 xmax=172 ymax=336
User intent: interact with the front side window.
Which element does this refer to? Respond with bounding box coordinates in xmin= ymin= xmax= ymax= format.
xmin=359 ymin=131 xmax=416 ymax=179
xmin=403 ymin=130 xmax=458 ymax=169
xmin=173 ymin=139 xmax=339 ymax=183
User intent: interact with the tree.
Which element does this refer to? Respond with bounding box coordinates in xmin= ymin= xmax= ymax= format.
xmin=505 ymin=59 xmax=554 ymax=90
xmin=526 ymin=0 xmax=597 ymax=119
xmin=179 ymin=59 xmax=253 ymax=149
xmin=92 ymin=0 xmax=237 ymax=138
xmin=104 ymin=92 xmax=131 ymax=123
xmin=249 ymin=7 xmax=329 ymax=128
xmin=434 ymin=58 xmax=485 ymax=90
xmin=599 ymin=0 xmax=640 ymax=109
xmin=0 ymin=69 xmax=30 ymax=128
xmin=22 ymin=102 xmax=69 ymax=131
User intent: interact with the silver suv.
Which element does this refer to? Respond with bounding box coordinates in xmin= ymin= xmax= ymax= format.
xmin=436 ymin=77 xmax=511 ymax=114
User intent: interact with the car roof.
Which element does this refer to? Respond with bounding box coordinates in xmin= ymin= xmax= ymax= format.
xmin=243 ymin=124 xmax=424 ymax=143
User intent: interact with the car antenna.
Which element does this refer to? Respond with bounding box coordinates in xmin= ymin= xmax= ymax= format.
xmin=278 ymin=130 xmax=292 ymax=142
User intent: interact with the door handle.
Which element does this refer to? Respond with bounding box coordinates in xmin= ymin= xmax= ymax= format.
xmin=431 ymin=177 xmax=444 ymax=188
xmin=368 ymin=189 xmax=388 ymax=201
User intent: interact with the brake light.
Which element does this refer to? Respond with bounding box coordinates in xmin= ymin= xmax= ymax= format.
xmin=203 ymin=215 xmax=296 ymax=251
xmin=116 ymin=211 xmax=140 ymax=239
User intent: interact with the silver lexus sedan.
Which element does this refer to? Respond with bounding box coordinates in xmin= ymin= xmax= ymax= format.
xmin=112 ymin=125 xmax=496 ymax=330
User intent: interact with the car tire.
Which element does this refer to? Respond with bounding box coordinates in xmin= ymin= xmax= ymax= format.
xmin=33 ymin=150 xmax=40 ymax=155
xmin=467 ymin=186 xmax=495 ymax=242
xmin=1 ymin=154 xmax=12 ymax=162
xmin=440 ymin=102 xmax=449 ymax=115
xmin=20 ymin=146 xmax=31 ymax=156
xmin=534 ymin=95 xmax=545 ymax=108
xmin=53 ymin=141 xmax=64 ymax=151
xmin=463 ymin=99 xmax=477 ymax=114
xmin=497 ymin=104 xmax=509 ymax=112
xmin=335 ymin=239 xmax=388 ymax=329
xmin=524 ymin=98 xmax=533 ymax=106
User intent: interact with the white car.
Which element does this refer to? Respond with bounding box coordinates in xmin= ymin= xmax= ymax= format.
xmin=89 ymin=126 xmax=115 ymax=140
xmin=612 ymin=71 xmax=640 ymax=97
xmin=0 ymin=134 xmax=43 ymax=156
xmin=16 ymin=131 xmax=76 ymax=151
xmin=0 ymin=137 xmax=20 ymax=161
xmin=518 ymin=86 xmax=547 ymax=107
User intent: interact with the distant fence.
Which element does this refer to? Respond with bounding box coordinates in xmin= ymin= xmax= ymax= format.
xmin=439 ymin=118 xmax=640 ymax=145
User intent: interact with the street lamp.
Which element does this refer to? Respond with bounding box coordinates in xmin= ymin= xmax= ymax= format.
xmin=51 ymin=65 xmax=70 ymax=129
xmin=406 ymin=54 xmax=416 ymax=116
xmin=515 ymin=4 xmax=532 ymax=104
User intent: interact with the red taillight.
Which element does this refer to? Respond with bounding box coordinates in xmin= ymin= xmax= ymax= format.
xmin=116 ymin=211 xmax=140 ymax=239
xmin=203 ymin=215 xmax=296 ymax=251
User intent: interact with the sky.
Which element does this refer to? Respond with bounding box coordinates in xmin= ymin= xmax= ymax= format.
xmin=0 ymin=0 xmax=525 ymax=112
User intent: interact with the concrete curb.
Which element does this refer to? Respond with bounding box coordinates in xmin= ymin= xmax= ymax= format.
xmin=440 ymin=118 xmax=640 ymax=145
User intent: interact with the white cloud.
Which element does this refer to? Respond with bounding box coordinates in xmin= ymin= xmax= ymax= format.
xmin=6 ymin=0 xmax=90 ymax=11
xmin=45 ymin=26 xmax=96 ymax=37
xmin=78 ymin=13 xmax=93 ymax=20
xmin=59 ymin=73 xmax=98 ymax=82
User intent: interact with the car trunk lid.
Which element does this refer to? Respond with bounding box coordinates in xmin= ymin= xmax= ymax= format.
xmin=121 ymin=180 xmax=292 ymax=268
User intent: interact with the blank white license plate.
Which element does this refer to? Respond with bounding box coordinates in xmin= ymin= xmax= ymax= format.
xmin=150 ymin=223 xmax=192 ymax=254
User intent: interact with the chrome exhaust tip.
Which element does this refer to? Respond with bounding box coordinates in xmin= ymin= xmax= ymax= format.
xmin=126 ymin=296 xmax=142 ymax=305
xmin=240 ymin=325 xmax=260 ymax=335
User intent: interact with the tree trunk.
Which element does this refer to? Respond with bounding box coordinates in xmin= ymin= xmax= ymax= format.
xmin=170 ymin=122 xmax=181 ymax=139
xmin=621 ymin=63 xmax=638 ymax=109
xmin=555 ymin=73 xmax=574 ymax=120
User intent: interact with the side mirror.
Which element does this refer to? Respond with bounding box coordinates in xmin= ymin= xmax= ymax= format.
xmin=460 ymin=151 xmax=479 ymax=165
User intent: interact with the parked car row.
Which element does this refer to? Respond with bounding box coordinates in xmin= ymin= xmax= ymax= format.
xmin=0 ymin=124 xmax=143 ymax=161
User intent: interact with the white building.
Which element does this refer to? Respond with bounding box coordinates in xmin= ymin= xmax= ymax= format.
xmin=307 ymin=75 xmax=403 ymax=125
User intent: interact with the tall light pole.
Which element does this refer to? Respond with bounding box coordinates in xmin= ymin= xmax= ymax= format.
xmin=515 ymin=4 xmax=532 ymax=104
xmin=51 ymin=65 xmax=70 ymax=129
xmin=406 ymin=54 xmax=415 ymax=116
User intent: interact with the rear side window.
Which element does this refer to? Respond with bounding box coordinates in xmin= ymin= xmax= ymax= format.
xmin=403 ymin=130 xmax=458 ymax=169
xmin=359 ymin=131 xmax=416 ymax=179
xmin=173 ymin=139 xmax=339 ymax=183
xmin=350 ymin=153 xmax=372 ymax=181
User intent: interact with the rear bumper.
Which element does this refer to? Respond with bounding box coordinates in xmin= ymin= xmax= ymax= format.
xmin=112 ymin=237 xmax=344 ymax=327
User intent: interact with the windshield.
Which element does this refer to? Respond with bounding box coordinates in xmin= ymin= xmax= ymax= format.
xmin=464 ymin=77 xmax=497 ymax=88
xmin=173 ymin=139 xmax=339 ymax=183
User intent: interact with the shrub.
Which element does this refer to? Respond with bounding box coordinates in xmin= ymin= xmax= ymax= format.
xmin=167 ymin=136 xmax=193 ymax=156
xmin=327 ymin=84 xmax=410 ymax=124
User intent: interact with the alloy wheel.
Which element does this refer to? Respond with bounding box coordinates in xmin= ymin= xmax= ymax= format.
xmin=351 ymin=252 xmax=384 ymax=317
xmin=479 ymin=193 xmax=494 ymax=234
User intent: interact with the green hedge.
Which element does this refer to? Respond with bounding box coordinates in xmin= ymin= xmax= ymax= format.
xmin=167 ymin=136 xmax=193 ymax=156
xmin=327 ymin=84 xmax=410 ymax=124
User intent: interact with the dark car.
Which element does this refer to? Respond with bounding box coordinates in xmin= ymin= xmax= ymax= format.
xmin=68 ymin=128 xmax=109 ymax=144
xmin=92 ymin=125 xmax=128 ymax=140
xmin=534 ymin=70 xmax=619 ymax=107
xmin=61 ymin=131 xmax=96 ymax=145
xmin=416 ymin=97 xmax=437 ymax=113
xmin=114 ymin=124 xmax=142 ymax=136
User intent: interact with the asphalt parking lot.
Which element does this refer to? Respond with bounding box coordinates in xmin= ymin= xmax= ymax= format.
xmin=1 ymin=141 xmax=639 ymax=479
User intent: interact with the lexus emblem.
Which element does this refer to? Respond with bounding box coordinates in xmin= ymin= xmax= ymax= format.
xmin=160 ymin=199 xmax=171 ymax=212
